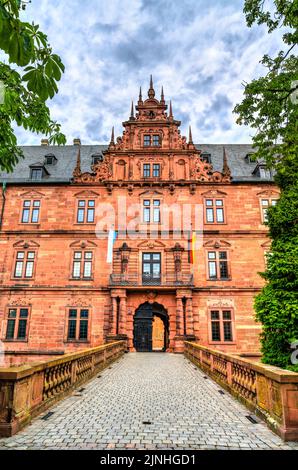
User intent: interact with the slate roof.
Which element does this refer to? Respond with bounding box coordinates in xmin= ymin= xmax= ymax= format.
xmin=0 ymin=143 xmax=273 ymax=184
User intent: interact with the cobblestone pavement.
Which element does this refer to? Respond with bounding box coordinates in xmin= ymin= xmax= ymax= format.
xmin=1 ymin=353 xmax=298 ymax=450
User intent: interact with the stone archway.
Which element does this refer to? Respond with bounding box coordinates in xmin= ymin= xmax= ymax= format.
xmin=133 ymin=302 xmax=169 ymax=352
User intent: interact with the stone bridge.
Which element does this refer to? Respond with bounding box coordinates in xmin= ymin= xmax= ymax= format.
xmin=0 ymin=342 xmax=297 ymax=450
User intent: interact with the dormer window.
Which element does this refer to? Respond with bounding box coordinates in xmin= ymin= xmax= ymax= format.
xmin=252 ymin=164 xmax=272 ymax=179
xmin=30 ymin=168 xmax=43 ymax=180
xmin=29 ymin=162 xmax=49 ymax=180
xmin=44 ymin=153 xmax=57 ymax=165
xmin=245 ymin=153 xmax=256 ymax=163
xmin=92 ymin=154 xmax=103 ymax=165
xmin=201 ymin=153 xmax=211 ymax=163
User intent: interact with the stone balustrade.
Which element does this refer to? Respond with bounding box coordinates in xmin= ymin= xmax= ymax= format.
xmin=184 ymin=341 xmax=298 ymax=441
xmin=0 ymin=341 xmax=126 ymax=437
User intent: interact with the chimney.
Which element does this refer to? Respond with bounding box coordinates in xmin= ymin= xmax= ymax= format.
xmin=73 ymin=138 xmax=81 ymax=146
xmin=41 ymin=138 xmax=49 ymax=146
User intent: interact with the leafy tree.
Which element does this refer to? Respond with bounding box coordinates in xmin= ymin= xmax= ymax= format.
xmin=0 ymin=0 xmax=66 ymax=172
xmin=234 ymin=0 xmax=298 ymax=371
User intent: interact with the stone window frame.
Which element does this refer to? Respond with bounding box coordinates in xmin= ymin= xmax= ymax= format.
xmin=201 ymin=191 xmax=228 ymax=226
xmin=74 ymin=198 xmax=96 ymax=225
xmin=259 ymin=197 xmax=279 ymax=224
xmin=208 ymin=307 xmax=236 ymax=345
xmin=19 ymin=198 xmax=41 ymax=225
xmin=12 ymin=248 xmax=38 ymax=280
xmin=64 ymin=306 xmax=92 ymax=343
xmin=2 ymin=305 xmax=31 ymax=343
xmin=204 ymin=197 xmax=226 ymax=225
xmin=204 ymin=245 xmax=232 ymax=282
xmin=70 ymin=248 xmax=94 ymax=281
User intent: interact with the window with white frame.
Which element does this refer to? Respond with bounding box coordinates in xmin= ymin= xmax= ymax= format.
xmin=205 ymin=198 xmax=225 ymax=223
xmin=14 ymin=251 xmax=35 ymax=278
xmin=72 ymin=251 xmax=93 ymax=279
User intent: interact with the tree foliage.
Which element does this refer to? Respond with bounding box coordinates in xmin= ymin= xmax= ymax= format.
xmin=234 ymin=0 xmax=298 ymax=371
xmin=0 ymin=0 xmax=66 ymax=172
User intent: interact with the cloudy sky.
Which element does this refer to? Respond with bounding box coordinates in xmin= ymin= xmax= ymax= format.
xmin=13 ymin=0 xmax=284 ymax=145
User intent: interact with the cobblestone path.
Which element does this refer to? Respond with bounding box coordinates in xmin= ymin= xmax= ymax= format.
xmin=1 ymin=353 xmax=297 ymax=450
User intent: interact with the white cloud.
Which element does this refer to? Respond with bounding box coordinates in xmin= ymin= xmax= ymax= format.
xmin=12 ymin=0 xmax=285 ymax=145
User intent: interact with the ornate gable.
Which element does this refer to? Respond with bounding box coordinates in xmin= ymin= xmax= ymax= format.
xmin=72 ymin=77 xmax=232 ymax=186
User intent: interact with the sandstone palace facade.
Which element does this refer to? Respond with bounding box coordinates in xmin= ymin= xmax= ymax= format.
xmin=0 ymin=78 xmax=279 ymax=360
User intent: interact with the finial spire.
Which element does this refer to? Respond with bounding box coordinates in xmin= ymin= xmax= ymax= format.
xmin=148 ymin=75 xmax=155 ymax=99
xmin=110 ymin=126 xmax=115 ymax=145
xmin=160 ymin=86 xmax=165 ymax=104
xmin=138 ymin=86 xmax=143 ymax=105
xmin=189 ymin=125 xmax=193 ymax=144
xmin=73 ymin=147 xmax=81 ymax=178
xmin=169 ymin=100 xmax=173 ymax=118
xmin=130 ymin=100 xmax=134 ymax=119
xmin=222 ymin=147 xmax=231 ymax=178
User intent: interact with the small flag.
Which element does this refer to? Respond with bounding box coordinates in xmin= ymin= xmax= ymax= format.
xmin=189 ymin=231 xmax=196 ymax=264
xmin=106 ymin=228 xmax=117 ymax=263
xmin=2 ymin=181 xmax=6 ymax=194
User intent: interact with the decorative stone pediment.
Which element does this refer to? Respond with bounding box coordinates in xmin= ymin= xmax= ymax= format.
xmin=8 ymin=297 xmax=31 ymax=306
xmin=13 ymin=240 xmax=40 ymax=248
xmin=201 ymin=189 xmax=228 ymax=197
xmin=261 ymin=240 xmax=271 ymax=248
xmin=257 ymin=189 xmax=280 ymax=197
xmin=19 ymin=190 xmax=45 ymax=198
xmin=207 ymin=299 xmax=234 ymax=308
xmin=203 ymin=239 xmax=231 ymax=249
xmin=137 ymin=240 xmax=166 ymax=249
xmin=74 ymin=190 xmax=100 ymax=198
xmin=69 ymin=240 xmax=97 ymax=248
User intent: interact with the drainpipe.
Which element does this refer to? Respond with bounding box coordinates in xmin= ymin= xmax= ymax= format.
xmin=0 ymin=181 xmax=6 ymax=232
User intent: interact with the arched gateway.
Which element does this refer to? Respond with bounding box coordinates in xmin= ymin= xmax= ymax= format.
xmin=133 ymin=302 xmax=169 ymax=352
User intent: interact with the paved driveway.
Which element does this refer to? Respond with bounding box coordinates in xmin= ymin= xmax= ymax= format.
xmin=0 ymin=353 xmax=297 ymax=450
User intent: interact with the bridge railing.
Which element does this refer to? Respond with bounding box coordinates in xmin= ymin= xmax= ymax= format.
xmin=184 ymin=341 xmax=298 ymax=441
xmin=0 ymin=341 xmax=126 ymax=437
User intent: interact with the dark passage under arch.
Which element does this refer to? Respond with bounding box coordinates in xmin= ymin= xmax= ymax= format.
xmin=133 ymin=302 xmax=169 ymax=352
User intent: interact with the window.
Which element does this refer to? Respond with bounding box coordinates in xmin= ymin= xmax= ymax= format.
xmin=144 ymin=135 xmax=151 ymax=147
xmin=152 ymin=135 xmax=160 ymax=146
xmin=205 ymin=199 xmax=225 ymax=223
xmin=21 ymin=200 xmax=40 ymax=223
xmin=210 ymin=309 xmax=233 ymax=342
xmin=153 ymin=200 xmax=160 ymax=222
xmin=201 ymin=153 xmax=211 ymax=163
xmin=14 ymin=251 xmax=35 ymax=278
xmin=44 ymin=154 xmax=57 ymax=165
xmin=67 ymin=309 xmax=89 ymax=341
xmin=72 ymin=251 xmax=93 ymax=279
xmin=153 ymin=164 xmax=160 ymax=177
xmin=261 ymin=198 xmax=278 ymax=223
xmin=5 ymin=308 xmax=29 ymax=341
xmin=77 ymin=200 xmax=95 ymax=223
xmin=208 ymin=251 xmax=229 ymax=280
xmin=143 ymin=164 xmax=150 ymax=178
xmin=259 ymin=168 xmax=272 ymax=179
xmin=92 ymin=154 xmax=103 ymax=165
xmin=142 ymin=253 xmax=161 ymax=285
xmin=30 ymin=168 xmax=43 ymax=180
xmin=143 ymin=200 xmax=150 ymax=222
xmin=142 ymin=199 xmax=161 ymax=223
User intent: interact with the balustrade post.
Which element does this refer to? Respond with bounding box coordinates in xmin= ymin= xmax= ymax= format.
xmin=226 ymin=361 xmax=233 ymax=385
xmin=71 ymin=359 xmax=77 ymax=385
xmin=119 ymin=295 xmax=127 ymax=335
xmin=176 ymin=296 xmax=184 ymax=336
xmin=111 ymin=297 xmax=118 ymax=334
xmin=210 ymin=353 xmax=214 ymax=372
xmin=186 ymin=297 xmax=194 ymax=336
